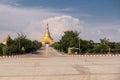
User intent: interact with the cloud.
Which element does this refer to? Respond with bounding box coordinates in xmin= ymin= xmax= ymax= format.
xmin=26 ymin=15 xmax=83 ymax=41
xmin=118 ymin=29 xmax=120 ymax=32
xmin=0 ymin=0 xmax=21 ymax=6
xmin=0 ymin=3 xmax=120 ymax=42
xmin=39 ymin=15 xmax=83 ymax=40
xmin=0 ymin=3 xmax=82 ymax=42
xmin=0 ymin=3 xmax=59 ymax=41
xmin=81 ymin=21 xmax=120 ymax=42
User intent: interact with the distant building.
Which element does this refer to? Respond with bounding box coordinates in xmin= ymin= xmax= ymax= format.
xmin=40 ymin=24 xmax=55 ymax=46
xmin=2 ymin=34 xmax=12 ymax=45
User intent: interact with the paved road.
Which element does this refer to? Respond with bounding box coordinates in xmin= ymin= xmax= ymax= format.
xmin=19 ymin=47 xmax=64 ymax=58
xmin=0 ymin=47 xmax=120 ymax=80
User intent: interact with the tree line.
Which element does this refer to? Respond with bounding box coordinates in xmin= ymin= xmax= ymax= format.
xmin=51 ymin=30 xmax=120 ymax=54
xmin=0 ymin=33 xmax=42 ymax=56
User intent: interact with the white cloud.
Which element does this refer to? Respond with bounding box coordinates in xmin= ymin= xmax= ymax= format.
xmin=81 ymin=22 xmax=120 ymax=42
xmin=0 ymin=3 xmax=82 ymax=42
xmin=40 ymin=15 xmax=83 ymax=40
xmin=118 ymin=29 xmax=120 ymax=32
xmin=0 ymin=3 xmax=59 ymax=41
xmin=0 ymin=0 xmax=21 ymax=7
xmin=0 ymin=3 xmax=120 ymax=42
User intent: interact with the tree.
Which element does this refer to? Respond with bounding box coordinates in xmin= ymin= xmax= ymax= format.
xmin=0 ymin=33 xmax=42 ymax=56
xmin=79 ymin=39 xmax=94 ymax=54
xmin=99 ymin=38 xmax=109 ymax=53
xmin=2 ymin=45 xmax=8 ymax=55
xmin=0 ymin=43 xmax=3 ymax=55
xmin=51 ymin=42 xmax=60 ymax=50
xmin=14 ymin=33 xmax=42 ymax=53
xmin=60 ymin=30 xmax=80 ymax=53
xmin=115 ymin=42 xmax=120 ymax=53
xmin=93 ymin=43 xmax=101 ymax=53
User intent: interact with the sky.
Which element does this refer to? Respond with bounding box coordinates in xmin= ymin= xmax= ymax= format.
xmin=0 ymin=0 xmax=120 ymax=42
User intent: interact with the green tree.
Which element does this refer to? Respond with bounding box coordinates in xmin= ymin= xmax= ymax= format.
xmin=1 ymin=33 xmax=42 ymax=55
xmin=51 ymin=42 xmax=60 ymax=50
xmin=0 ymin=43 xmax=3 ymax=55
xmin=99 ymin=38 xmax=109 ymax=53
xmin=79 ymin=39 xmax=94 ymax=54
xmin=32 ymin=40 xmax=42 ymax=50
xmin=2 ymin=46 xmax=8 ymax=55
xmin=115 ymin=42 xmax=120 ymax=53
xmin=14 ymin=33 xmax=42 ymax=53
xmin=93 ymin=43 xmax=101 ymax=53
xmin=60 ymin=30 xmax=80 ymax=53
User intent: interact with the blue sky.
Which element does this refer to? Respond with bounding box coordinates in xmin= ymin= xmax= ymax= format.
xmin=11 ymin=0 xmax=120 ymax=19
xmin=7 ymin=0 xmax=120 ymax=19
xmin=0 ymin=0 xmax=120 ymax=42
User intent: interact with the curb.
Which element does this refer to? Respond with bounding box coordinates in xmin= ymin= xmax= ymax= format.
xmin=65 ymin=54 xmax=120 ymax=57
xmin=0 ymin=56 xmax=19 ymax=58
xmin=0 ymin=54 xmax=120 ymax=58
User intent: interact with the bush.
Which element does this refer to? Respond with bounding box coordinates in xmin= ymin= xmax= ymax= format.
xmin=0 ymin=44 xmax=3 ymax=55
xmin=2 ymin=46 xmax=8 ymax=55
xmin=51 ymin=42 xmax=60 ymax=50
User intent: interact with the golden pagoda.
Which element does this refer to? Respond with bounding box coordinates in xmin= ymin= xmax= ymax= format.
xmin=40 ymin=24 xmax=55 ymax=46
xmin=2 ymin=34 xmax=12 ymax=45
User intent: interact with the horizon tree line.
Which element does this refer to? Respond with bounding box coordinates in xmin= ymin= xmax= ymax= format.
xmin=51 ymin=30 xmax=120 ymax=54
xmin=0 ymin=33 xmax=42 ymax=56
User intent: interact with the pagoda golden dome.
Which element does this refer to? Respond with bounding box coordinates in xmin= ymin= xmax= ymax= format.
xmin=40 ymin=24 xmax=55 ymax=45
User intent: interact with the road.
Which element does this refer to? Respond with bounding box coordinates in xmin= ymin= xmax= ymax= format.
xmin=0 ymin=47 xmax=120 ymax=80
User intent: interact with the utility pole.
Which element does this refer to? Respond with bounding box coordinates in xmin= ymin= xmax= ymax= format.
xmin=79 ymin=32 xmax=81 ymax=54
xmin=60 ymin=34 xmax=63 ymax=52
xmin=79 ymin=39 xmax=80 ymax=54
xmin=19 ymin=39 xmax=20 ymax=49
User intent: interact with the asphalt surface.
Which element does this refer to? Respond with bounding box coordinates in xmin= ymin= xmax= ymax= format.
xmin=0 ymin=47 xmax=120 ymax=80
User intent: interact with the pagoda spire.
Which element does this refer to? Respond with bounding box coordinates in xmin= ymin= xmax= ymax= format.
xmin=40 ymin=24 xmax=55 ymax=46
xmin=44 ymin=23 xmax=51 ymax=38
